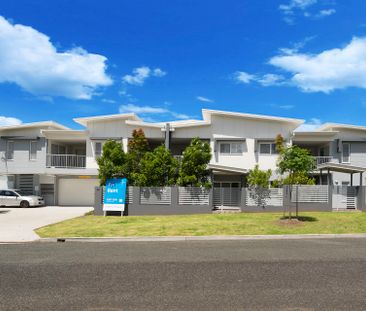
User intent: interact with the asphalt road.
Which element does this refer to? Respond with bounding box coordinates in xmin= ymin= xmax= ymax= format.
xmin=1 ymin=239 xmax=366 ymax=311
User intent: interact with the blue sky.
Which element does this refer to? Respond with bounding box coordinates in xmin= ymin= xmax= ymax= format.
xmin=0 ymin=0 xmax=366 ymax=129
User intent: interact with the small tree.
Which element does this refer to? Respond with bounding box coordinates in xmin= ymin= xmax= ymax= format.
xmin=125 ymin=128 xmax=149 ymax=185
xmin=247 ymin=165 xmax=272 ymax=208
xmin=277 ymin=145 xmax=315 ymax=218
xmin=97 ymin=140 xmax=126 ymax=186
xmin=133 ymin=145 xmax=179 ymax=187
xmin=177 ymin=138 xmax=212 ymax=187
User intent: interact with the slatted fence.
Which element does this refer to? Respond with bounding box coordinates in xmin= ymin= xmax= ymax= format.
xmin=178 ymin=187 xmax=210 ymax=205
xmin=140 ymin=187 xmax=172 ymax=205
xmin=291 ymin=185 xmax=329 ymax=203
xmin=246 ymin=188 xmax=283 ymax=207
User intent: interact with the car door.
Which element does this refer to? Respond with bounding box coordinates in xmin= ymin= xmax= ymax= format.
xmin=4 ymin=190 xmax=19 ymax=206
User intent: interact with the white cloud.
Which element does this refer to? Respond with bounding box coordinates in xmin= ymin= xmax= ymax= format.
xmin=279 ymin=0 xmax=317 ymax=23
xmin=0 ymin=16 xmax=112 ymax=99
xmin=316 ymin=9 xmax=336 ymax=17
xmin=234 ymin=71 xmax=255 ymax=84
xmin=269 ymin=37 xmax=366 ymax=93
xmin=279 ymin=0 xmax=335 ymax=23
xmin=196 ymin=96 xmax=214 ymax=103
xmin=295 ymin=118 xmax=322 ymax=131
xmin=0 ymin=116 xmax=22 ymax=126
xmin=102 ymin=99 xmax=116 ymax=104
xmin=279 ymin=0 xmax=317 ymax=13
xmin=271 ymin=104 xmax=295 ymax=110
xmin=279 ymin=36 xmax=316 ymax=55
xmin=257 ymin=74 xmax=285 ymax=86
xmin=119 ymin=104 xmax=168 ymax=114
xmin=119 ymin=104 xmax=191 ymax=120
xmin=122 ymin=66 xmax=166 ymax=85
xmin=234 ymin=71 xmax=285 ymax=87
xmin=152 ymin=68 xmax=167 ymax=77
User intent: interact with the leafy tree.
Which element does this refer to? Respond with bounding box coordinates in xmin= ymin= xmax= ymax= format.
xmin=282 ymin=172 xmax=315 ymax=185
xmin=277 ymin=144 xmax=315 ymax=218
xmin=96 ymin=140 xmax=126 ymax=186
xmin=125 ymin=128 xmax=149 ymax=185
xmin=177 ymin=138 xmax=212 ymax=187
xmin=133 ymin=145 xmax=179 ymax=187
xmin=247 ymin=165 xmax=272 ymax=208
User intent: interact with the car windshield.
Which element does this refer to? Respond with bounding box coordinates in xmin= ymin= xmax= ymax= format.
xmin=13 ymin=190 xmax=32 ymax=196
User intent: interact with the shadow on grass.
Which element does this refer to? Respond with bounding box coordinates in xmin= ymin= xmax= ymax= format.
xmin=280 ymin=216 xmax=318 ymax=222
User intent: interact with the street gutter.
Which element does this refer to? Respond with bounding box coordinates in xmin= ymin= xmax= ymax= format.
xmin=38 ymin=233 xmax=366 ymax=243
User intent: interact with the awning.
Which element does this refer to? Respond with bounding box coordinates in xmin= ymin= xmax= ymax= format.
xmin=317 ymin=163 xmax=366 ymax=174
xmin=208 ymin=164 xmax=248 ymax=174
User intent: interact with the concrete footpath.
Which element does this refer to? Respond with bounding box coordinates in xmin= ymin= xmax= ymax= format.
xmin=0 ymin=206 xmax=92 ymax=242
xmin=40 ymin=233 xmax=366 ymax=242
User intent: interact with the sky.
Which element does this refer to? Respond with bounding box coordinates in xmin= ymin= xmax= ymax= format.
xmin=0 ymin=0 xmax=366 ymax=130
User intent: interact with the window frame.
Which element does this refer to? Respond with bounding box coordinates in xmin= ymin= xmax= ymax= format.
xmin=94 ymin=142 xmax=103 ymax=158
xmin=259 ymin=142 xmax=278 ymax=155
xmin=342 ymin=143 xmax=351 ymax=163
xmin=6 ymin=141 xmax=14 ymax=160
xmin=219 ymin=142 xmax=244 ymax=155
xmin=29 ymin=141 xmax=37 ymax=161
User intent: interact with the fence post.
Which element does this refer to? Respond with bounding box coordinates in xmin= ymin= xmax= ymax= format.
xmin=240 ymin=188 xmax=246 ymax=212
xmin=171 ymin=186 xmax=179 ymax=209
xmin=328 ymin=184 xmax=333 ymax=211
xmin=209 ymin=186 xmax=214 ymax=210
xmin=94 ymin=186 xmax=103 ymax=216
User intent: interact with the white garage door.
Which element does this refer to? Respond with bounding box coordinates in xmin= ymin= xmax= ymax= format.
xmin=58 ymin=178 xmax=99 ymax=206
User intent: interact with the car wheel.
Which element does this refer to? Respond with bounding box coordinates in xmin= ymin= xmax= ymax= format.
xmin=20 ymin=200 xmax=30 ymax=208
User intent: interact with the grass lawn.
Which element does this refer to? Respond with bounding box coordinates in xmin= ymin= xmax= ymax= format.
xmin=36 ymin=212 xmax=366 ymax=238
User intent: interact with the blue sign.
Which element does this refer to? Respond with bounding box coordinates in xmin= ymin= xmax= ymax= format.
xmin=103 ymin=178 xmax=127 ymax=212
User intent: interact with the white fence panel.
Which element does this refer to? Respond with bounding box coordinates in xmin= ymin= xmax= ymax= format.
xmin=178 ymin=187 xmax=210 ymax=205
xmin=140 ymin=187 xmax=171 ymax=205
xmin=291 ymin=185 xmax=329 ymax=203
xmin=246 ymin=188 xmax=283 ymax=207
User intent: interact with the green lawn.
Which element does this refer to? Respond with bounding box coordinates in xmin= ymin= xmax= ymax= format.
xmin=36 ymin=212 xmax=366 ymax=238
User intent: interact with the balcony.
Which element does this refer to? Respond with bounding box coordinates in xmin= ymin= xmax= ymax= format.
xmin=46 ymin=154 xmax=86 ymax=168
xmin=313 ymin=156 xmax=337 ymax=167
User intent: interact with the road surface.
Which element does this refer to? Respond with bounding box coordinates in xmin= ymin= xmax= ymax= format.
xmin=1 ymin=238 xmax=366 ymax=310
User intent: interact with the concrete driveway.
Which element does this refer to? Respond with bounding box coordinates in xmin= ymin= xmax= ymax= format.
xmin=0 ymin=206 xmax=92 ymax=243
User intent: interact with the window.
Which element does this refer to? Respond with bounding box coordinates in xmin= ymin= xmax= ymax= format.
xmin=6 ymin=141 xmax=14 ymax=160
xmin=219 ymin=142 xmax=243 ymax=154
xmin=29 ymin=141 xmax=37 ymax=160
xmin=1 ymin=190 xmax=17 ymax=197
xmin=220 ymin=143 xmax=231 ymax=154
xmin=95 ymin=142 xmax=102 ymax=157
xmin=342 ymin=143 xmax=350 ymax=163
xmin=259 ymin=143 xmax=278 ymax=155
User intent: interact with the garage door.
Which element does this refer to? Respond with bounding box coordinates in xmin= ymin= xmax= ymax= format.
xmin=58 ymin=178 xmax=99 ymax=206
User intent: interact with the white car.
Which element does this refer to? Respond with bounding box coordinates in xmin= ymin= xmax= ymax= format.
xmin=0 ymin=189 xmax=45 ymax=208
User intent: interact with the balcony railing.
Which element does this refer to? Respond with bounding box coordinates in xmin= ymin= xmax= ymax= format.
xmin=313 ymin=156 xmax=336 ymax=167
xmin=46 ymin=154 xmax=86 ymax=168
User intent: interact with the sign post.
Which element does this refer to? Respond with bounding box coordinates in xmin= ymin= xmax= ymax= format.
xmin=103 ymin=178 xmax=127 ymax=216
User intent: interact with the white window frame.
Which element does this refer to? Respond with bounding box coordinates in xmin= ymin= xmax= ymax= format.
xmin=29 ymin=141 xmax=37 ymax=161
xmin=219 ymin=142 xmax=244 ymax=155
xmin=259 ymin=142 xmax=278 ymax=155
xmin=94 ymin=142 xmax=103 ymax=158
xmin=342 ymin=143 xmax=351 ymax=163
xmin=6 ymin=141 xmax=14 ymax=160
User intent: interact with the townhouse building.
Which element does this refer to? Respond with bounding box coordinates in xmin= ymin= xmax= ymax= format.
xmin=0 ymin=109 xmax=365 ymax=207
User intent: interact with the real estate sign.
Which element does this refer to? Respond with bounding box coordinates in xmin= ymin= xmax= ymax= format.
xmin=103 ymin=178 xmax=127 ymax=212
